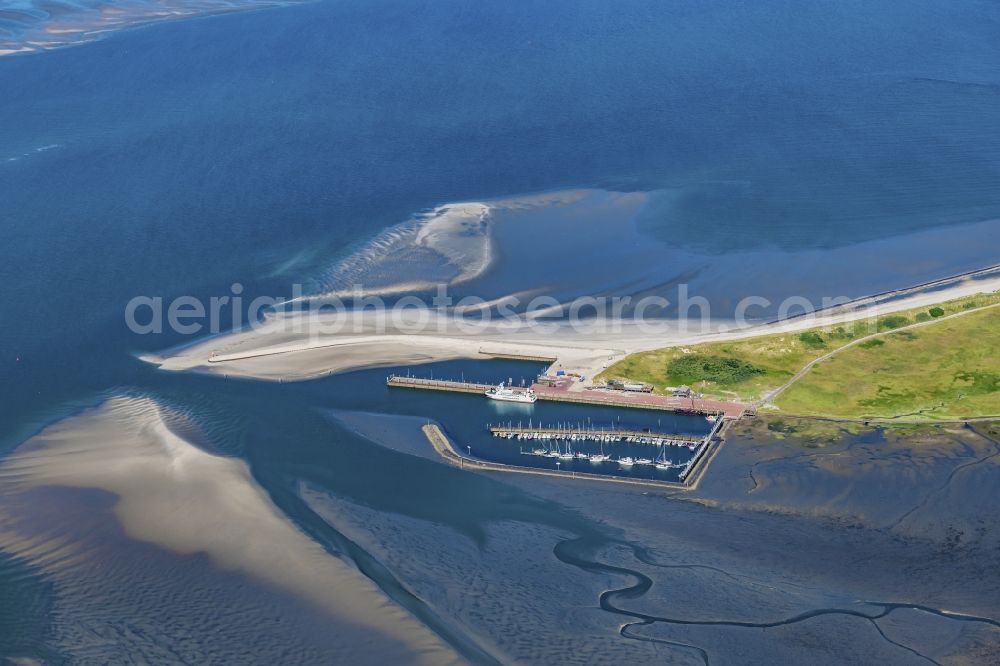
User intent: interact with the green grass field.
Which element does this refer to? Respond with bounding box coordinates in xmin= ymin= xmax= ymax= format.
xmin=776 ymin=305 xmax=1000 ymax=420
xmin=599 ymin=290 xmax=1000 ymax=419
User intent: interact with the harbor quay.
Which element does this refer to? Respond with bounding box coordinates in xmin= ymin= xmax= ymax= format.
xmin=386 ymin=374 xmax=747 ymax=419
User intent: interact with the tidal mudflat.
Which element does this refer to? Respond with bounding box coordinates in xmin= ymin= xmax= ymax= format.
xmin=315 ymin=411 xmax=1000 ymax=664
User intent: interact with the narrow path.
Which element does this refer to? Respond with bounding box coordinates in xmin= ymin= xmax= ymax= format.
xmin=760 ymin=300 xmax=1000 ymax=406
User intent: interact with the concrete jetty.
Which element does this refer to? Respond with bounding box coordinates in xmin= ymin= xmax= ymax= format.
xmin=386 ymin=375 xmax=494 ymax=394
xmin=388 ymin=374 xmax=747 ymax=418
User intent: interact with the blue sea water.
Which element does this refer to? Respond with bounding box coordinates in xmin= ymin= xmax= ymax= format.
xmin=2 ymin=0 xmax=1000 ymax=407
xmin=1 ymin=0 xmax=1000 ymax=661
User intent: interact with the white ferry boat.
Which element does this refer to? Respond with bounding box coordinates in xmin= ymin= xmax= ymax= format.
xmin=484 ymin=382 xmax=537 ymax=404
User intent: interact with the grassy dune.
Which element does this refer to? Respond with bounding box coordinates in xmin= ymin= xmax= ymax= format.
xmin=600 ymin=331 xmax=830 ymax=402
xmin=599 ymin=290 xmax=1000 ymax=418
xmin=777 ymin=305 xmax=1000 ymax=420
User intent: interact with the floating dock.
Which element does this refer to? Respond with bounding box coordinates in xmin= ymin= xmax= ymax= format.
xmin=487 ymin=424 xmax=703 ymax=445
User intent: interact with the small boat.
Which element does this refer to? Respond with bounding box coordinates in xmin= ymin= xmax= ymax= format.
xmin=618 ymin=456 xmax=635 ymax=467
xmin=589 ymin=442 xmax=609 ymax=463
xmin=635 ymin=457 xmax=654 ymax=466
xmin=654 ymin=445 xmax=672 ymax=470
xmin=557 ymin=441 xmax=574 ymax=460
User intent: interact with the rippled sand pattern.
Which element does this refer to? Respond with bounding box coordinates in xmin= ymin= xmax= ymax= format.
xmin=0 ymin=397 xmax=460 ymax=664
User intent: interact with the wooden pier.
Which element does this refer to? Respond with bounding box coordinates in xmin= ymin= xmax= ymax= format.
xmin=387 ymin=375 xmax=495 ymax=393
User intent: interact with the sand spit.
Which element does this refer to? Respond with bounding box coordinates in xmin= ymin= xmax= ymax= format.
xmin=414 ymin=203 xmax=492 ymax=283
xmin=312 ymin=202 xmax=492 ymax=298
xmin=145 ymin=272 xmax=1000 ymax=383
xmin=0 ymin=397 xmax=461 ymax=666
xmin=310 ymin=191 xmax=598 ymax=300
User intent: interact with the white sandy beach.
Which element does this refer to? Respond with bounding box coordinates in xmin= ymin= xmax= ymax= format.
xmin=144 ymin=272 xmax=1000 ymax=384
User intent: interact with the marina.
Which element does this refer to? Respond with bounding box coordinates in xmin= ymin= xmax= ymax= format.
xmin=424 ymin=421 xmax=724 ymax=488
xmin=368 ymin=359 xmax=719 ymax=483
xmin=485 ymin=420 xmax=722 ymax=481
xmin=514 ymin=439 xmax=697 ymax=473
xmin=386 ymin=366 xmax=727 ymax=484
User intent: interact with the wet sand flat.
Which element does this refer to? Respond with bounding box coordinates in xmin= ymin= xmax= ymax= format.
xmin=0 ymin=397 xmax=462 ymax=665
xmin=317 ymin=411 xmax=1000 ymax=664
